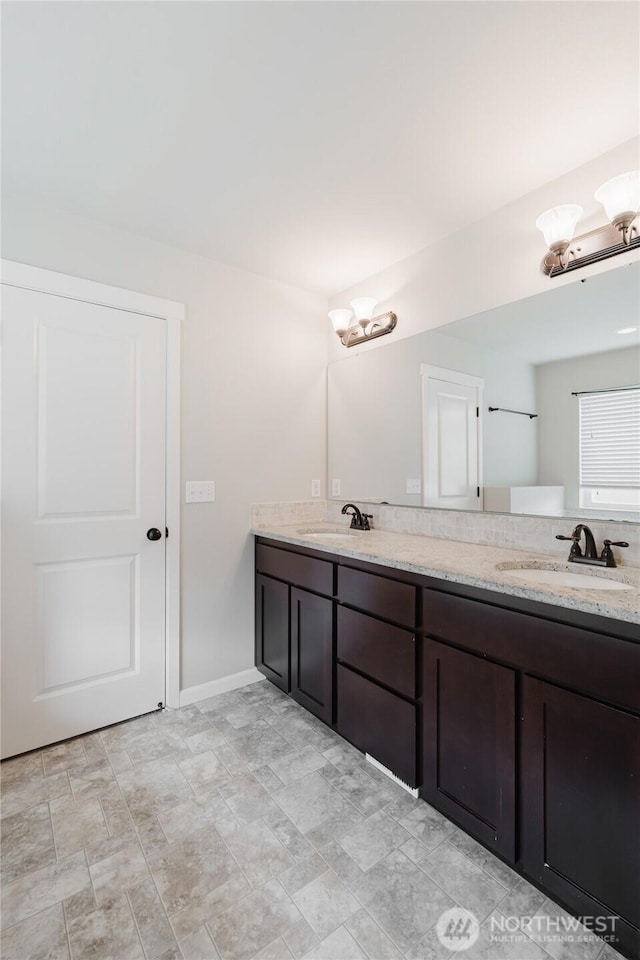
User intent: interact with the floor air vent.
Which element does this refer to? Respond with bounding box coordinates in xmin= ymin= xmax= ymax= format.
xmin=366 ymin=754 xmax=419 ymax=798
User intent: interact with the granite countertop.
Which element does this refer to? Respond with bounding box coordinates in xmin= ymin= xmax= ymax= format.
xmin=252 ymin=523 xmax=640 ymax=625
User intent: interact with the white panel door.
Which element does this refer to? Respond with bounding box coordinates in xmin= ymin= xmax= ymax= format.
xmin=1 ymin=284 xmax=167 ymax=758
xmin=423 ymin=375 xmax=482 ymax=511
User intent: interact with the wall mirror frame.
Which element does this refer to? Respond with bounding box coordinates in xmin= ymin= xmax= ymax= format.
xmin=327 ymin=261 xmax=640 ymax=524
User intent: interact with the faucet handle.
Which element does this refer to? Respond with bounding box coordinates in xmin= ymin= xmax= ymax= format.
xmin=600 ymin=539 xmax=629 ymax=568
xmin=556 ymin=533 xmax=582 ymax=558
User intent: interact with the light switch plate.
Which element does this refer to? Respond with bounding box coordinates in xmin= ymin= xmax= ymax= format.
xmin=311 ymin=479 xmax=321 ymax=498
xmin=186 ymin=480 xmax=216 ymax=503
xmin=331 ymin=479 xmax=341 ymax=498
xmin=406 ymin=478 xmax=421 ymax=494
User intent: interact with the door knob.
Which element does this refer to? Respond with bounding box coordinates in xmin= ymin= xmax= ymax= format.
xmin=146 ymin=528 xmax=162 ymax=541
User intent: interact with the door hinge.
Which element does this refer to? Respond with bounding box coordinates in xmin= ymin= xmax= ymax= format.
xmin=477 ymin=486 xmax=480 ymax=497
xmin=476 ymin=406 xmax=479 ymax=418
xmin=165 ymin=527 xmax=169 ymax=538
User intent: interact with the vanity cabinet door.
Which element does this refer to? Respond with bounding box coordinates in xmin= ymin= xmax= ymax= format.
xmin=255 ymin=574 xmax=290 ymax=692
xmin=337 ymin=664 xmax=417 ymax=786
xmin=422 ymin=639 xmax=516 ymax=861
xmin=290 ymin=587 xmax=333 ymax=725
xmin=521 ymin=677 xmax=640 ymax=958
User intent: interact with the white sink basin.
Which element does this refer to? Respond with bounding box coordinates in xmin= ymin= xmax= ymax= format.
xmin=496 ymin=562 xmax=635 ymax=592
xmin=296 ymin=527 xmax=355 ymax=540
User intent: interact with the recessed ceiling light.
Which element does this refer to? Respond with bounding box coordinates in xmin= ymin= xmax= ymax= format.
xmin=617 ymin=326 xmax=638 ymax=334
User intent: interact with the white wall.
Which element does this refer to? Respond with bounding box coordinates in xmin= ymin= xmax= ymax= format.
xmin=536 ymin=346 xmax=640 ymax=511
xmin=1 ymin=192 xmax=328 ymax=691
xmin=3 ymin=138 xmax=638 ymax=690
xmin=328 ymin=137 xmax=640 ymax=361
xmin=328 ymin=328 xmax=536 ymax=504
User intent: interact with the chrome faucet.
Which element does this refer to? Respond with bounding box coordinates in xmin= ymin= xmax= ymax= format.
xmin=341 ymin=503 xmax=373 ymax=531
xmin=556 ymin=524 xmax=629 ymax=568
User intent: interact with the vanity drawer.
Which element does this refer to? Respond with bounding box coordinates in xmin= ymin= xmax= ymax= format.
xmin=337 ymin=606 xmax=416 ymax=699
xmin=337 ymin=665 xmax=417 ymax=786
xmin=422 ymin=588 xmax=640 ymax=712
xmin=339 ymin=566 xmax=416 ymax=627
xmin=256 ymin=544 xmax=334 ymax=597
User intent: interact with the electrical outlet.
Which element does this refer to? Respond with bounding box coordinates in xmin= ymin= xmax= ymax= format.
xmin=185 ymin=480 xmax=216 ymax=503
xmin=331 ymin=479 xmax=341 ymax=498
xmin=406 ymin=478 xmax=421 ymax=495
xmin=311 ymin=479 xmax=321 ymax=498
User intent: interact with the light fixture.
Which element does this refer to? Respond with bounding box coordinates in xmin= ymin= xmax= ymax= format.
xmin=328 ymin=309 xmax=356 ymax=335
xmin=329 ymin=297 xmax=397 ymax=347
xmin=594 ymin=171 xmax=640 ymax=245
xmin=617 ymin=326 xmax=638 ymax=335
xmin=350 ymin=297 xmax=378 ymax=323
xmin=535 ymin=205 xmax=583 ymax=261
xmin=536 ymin=170 xmax=640 ymax=277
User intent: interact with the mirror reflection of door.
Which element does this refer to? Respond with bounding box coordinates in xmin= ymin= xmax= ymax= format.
xmin=421 ymin=365 xmax=484 ymax=511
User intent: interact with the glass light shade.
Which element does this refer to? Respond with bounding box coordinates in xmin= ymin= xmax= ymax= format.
xmin=349 ymin=297 xmax=378 ymax=323
xmin=535 ymin=204 xmax=583 ymax=250
xmin=594 ymin=171 xmax=640 ymax=222
xmin=328 ymin=308 xmax=354 ymax=333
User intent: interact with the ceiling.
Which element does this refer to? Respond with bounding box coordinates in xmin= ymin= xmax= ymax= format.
xmin=447 ymin=262 xmax=640 ymax=364
xmin=2 ymin=2 xmax=639 ymax=295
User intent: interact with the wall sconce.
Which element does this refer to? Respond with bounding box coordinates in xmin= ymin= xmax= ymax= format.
xmin=329 ymin=297 xmax=397 ymax=348
xmin=536 ymin=170 xmax=640 ymax=277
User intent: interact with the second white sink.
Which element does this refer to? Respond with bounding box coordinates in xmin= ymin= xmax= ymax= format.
xmin=497 ymin=563 xmax=635 ymax=592
xmin=296 ymin=527 xmax=355 ymax=540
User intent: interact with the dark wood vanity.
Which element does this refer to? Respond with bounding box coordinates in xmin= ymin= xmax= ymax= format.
xmin=254 ymin=535 xmax=640 ymax=960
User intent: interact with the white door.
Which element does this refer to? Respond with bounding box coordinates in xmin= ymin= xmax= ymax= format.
xmin=422 ymin=369 xmax=483 ymax=511
xmin=1 ymin=283 xmax=168 ymax=758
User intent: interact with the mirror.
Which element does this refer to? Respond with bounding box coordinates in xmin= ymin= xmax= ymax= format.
xmin=328 ymin=262 xmax=640 ymax=521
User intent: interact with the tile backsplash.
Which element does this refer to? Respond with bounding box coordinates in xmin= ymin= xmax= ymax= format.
xmin=250 ymin=499 xmax=327 ymax=529
xmin=251 ymin=500 xmax=639 ymax=567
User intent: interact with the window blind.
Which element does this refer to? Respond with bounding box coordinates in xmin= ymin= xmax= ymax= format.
xmin=579 ymin=387 xmax=640 ymax=488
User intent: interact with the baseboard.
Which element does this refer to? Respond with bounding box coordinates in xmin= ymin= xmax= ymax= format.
xmin=179 ymin=668 xmax=265 ymax=707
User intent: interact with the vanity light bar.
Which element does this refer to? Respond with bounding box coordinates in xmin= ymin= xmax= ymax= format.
xmin=541 ymin=222 xmax=640 ymax=277
xmin=329 ymin=299 xmax=397 ymax=348
xmin=536 ymin=170 xmax=640 ymax=277
xmin=338 ymin=310 xmax=397 ymax=348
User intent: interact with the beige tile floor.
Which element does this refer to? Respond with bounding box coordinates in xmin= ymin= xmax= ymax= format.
xmin=0 ymin=681 xmax=627 ymax=960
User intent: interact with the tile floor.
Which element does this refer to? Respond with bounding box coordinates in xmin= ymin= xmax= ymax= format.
xmin=0 ymin=681 xmax=626 ymax=960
